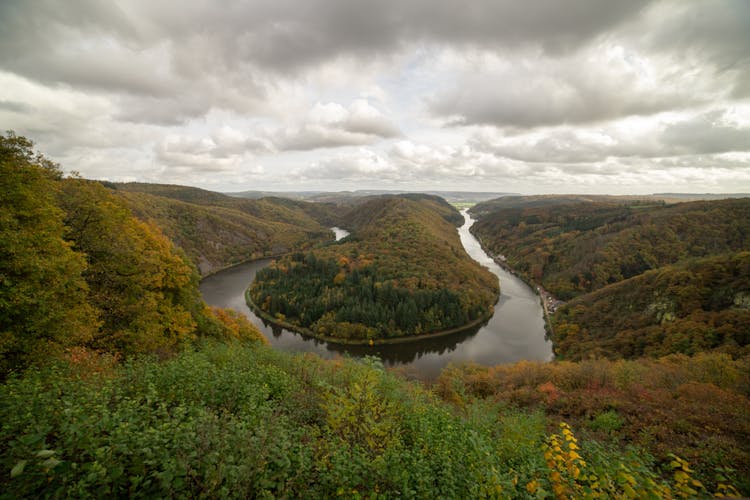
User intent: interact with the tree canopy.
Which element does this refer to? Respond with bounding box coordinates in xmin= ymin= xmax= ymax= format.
xmin=250 ymin=196 xmax=498 ymax=341
xmin=0 ymin=133 xmax=265 ymax=376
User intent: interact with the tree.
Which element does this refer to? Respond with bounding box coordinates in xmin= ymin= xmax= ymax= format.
xmin=59 ymin=179 xmax=200 ymax=354
xmin=0 ymin=132 xmax=97 ymax=374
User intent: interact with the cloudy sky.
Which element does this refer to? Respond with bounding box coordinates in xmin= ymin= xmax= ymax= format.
xmin=1 ymin=0 xmax=749 ymax=194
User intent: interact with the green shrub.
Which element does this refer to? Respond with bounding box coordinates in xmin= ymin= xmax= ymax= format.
xmin=2 ymin=343 xmax=744 ymax=497
xmin=589 ymin=409 xmax=625 ymax=434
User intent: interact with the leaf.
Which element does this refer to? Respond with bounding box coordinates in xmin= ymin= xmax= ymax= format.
xmin=10 ymin=460 xmax=27 ymax=478
xmin=42 ymin=457 xmax=61 ymax=470
xmin=36 ymin=449 xmax=56 ymax=458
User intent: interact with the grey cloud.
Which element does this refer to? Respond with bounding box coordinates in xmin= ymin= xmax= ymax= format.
xmin=471 ymin=130 xmax=622 ymax=164
xmin=1 ymin=0 xmax=735 ymax=130
xmin=661 ymin=111 xmax=750 ymax=155
xmin=634 ymin=0 xmax=750 ymax=97
xmin=428 ymin=50 xmax=708 ymax=129
xmin=9 ymin=51 xmax=176 ymax=98
xmin=116 ymin=96 xmax=212 ymax=126
xmin=0 ymin=100 xmax=33 ymax=113
xmin=0 ymin=1 xmax=145 ymax=87
xmin=298 ymin=141 xmax=515 ymax=185
xmin=274 ymin=101 xmax=400 ymax=151
xmin=2 ymin=0 xmax=748 ymax=194
xmin=276 ymin=127 xmax=382 ymax=151
xmin=113 ymin=71 xmax=268 ymax=125
xmin=471 ymin=109 xmax=750 ymax=165
xmin=238 ymin=0 xmax=654 ymax=70
xmin=154 ymin=129 xmax=271 ymax=171
xmin=299 ymin=150 xmax=400 ymax=182
xmin=0 ymin=0 xmax=654 ymax=87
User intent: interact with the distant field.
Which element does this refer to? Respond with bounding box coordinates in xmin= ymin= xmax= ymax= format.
xmin=451 ymin=202 xmax=476 ymax=209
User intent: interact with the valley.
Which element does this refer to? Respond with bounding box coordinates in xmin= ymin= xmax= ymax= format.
xmin=200 ymin=210 xmax=552 ymax=379
xmin=2 ymin=133 xmax=748 ymax=496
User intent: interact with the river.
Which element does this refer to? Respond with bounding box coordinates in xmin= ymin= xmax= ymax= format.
xmin=199 ymin=213 xmax=553 ymax=379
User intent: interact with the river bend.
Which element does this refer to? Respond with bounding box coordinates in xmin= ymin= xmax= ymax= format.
xmin=200 ymin=214 xmax=552 ymax=378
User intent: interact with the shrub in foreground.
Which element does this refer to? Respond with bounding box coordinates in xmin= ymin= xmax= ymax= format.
xmin=1 ymin=343 xmax=741 ymax=497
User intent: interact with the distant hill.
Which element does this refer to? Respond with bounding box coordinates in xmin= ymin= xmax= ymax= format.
xmin=109 ymin=182 xmax=231 ymax=204
xmin=654 ymin=193 xmax=750 ymax=201
xmin=224 ymin=189 xmax=325 ymax=200
xmin=113 ymin=183 xmax=339 ymax=276
xmin=249 ymin=195 xmax=499 ymax=342
xmin=470 ymin=198 xmax=750 ymax=300
xmin=341 ymin=193 xmax=464 ymax=227
xmin=115 ymin=182 xmax=340 ymax=227
xmin=470 ymin=194 xmax=666 ymax=215
xmin=470 ymin=197 xmax=750 ymax=360
xmin=228 ymin=189 xmax=516 ymax=204
xmin=470 ymin=193 xmax=749 ymax=215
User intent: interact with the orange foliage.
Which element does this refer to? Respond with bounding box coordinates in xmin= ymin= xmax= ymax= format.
xmin=538 ymin=381 xmax=560 ymax=405
xmin=209 ymin=307 xmax=268 ymax=344
xmin=437 ymin=353 xmax=750 ymax=489
xmin=63 ymin=346 xmax=121 ymax=380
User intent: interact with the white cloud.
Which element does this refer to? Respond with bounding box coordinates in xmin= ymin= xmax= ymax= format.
xmin=0 ymin=0 xmax=748 ymax=193
xmin=427 ymin=43 xmax=729 ymax=128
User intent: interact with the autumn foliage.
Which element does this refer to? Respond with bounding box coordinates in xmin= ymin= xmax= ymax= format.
xmin=250 ymin=196 xmax=499 ymax=340
xmin=470 ymin=197 xmax=750 ymax=361
xmin=437 ymin=352 xmax=750 ymax=493
xmin=0 ymin=133 xmax=265 ymax=376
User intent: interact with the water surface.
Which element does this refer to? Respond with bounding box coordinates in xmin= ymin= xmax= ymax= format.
xmin=200 ymin=213 xmax=552 ymax=379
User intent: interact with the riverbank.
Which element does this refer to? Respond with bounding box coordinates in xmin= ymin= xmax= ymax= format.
xmin=198 ymin=253 xmax=280 ymax=280
xmin=198 ymin=229 xmax=344 ymax=280
xmin=201 ymin=214 xmax=551 ymax=374
xmin=245 ymin=288 xmax=494 ymax=346
xmin=468 ymin=225 xmax=561 ymax=341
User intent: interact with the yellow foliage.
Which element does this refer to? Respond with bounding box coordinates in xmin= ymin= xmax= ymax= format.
xmin=209 ymin=307 xmax=268 ymax=344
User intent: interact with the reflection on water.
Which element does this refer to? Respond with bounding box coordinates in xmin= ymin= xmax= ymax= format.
xmin=199 ymin=211 xmax=552 ymax=379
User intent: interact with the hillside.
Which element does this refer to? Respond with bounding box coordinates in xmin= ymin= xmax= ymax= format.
xmin=469 ymin=194 xmax=663 ymax=214
xmin=2 ymin=133 xmax=749 ymax=497
xmin=0 ymin=134 xmax=265 ymax=376
xmin=552 ymin=252 xmax=750 ymax=360
xmin=229 ymin=189 xmax=516 ymax=204
xmin=112 ymin=183 xmax=339 ymax=275
xmin=248 ymin=196 xmax=499 ymax=342
xmin=115 ymin=182 xmax=340 ymax=226
xmin=470 ymin=198 xmax=750 ymax=300
xmin=341 ymin=193 xmax=464 ymax=228
xmin=469 ymin=197 xmax=750 ymax=361
xmin=438 ymin=352 xmax=750 ymax=495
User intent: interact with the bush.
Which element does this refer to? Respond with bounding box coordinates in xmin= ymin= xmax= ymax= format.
xmin=2 ymin=344 xmax=745 ymax=497
xmin=589 ymin=410 xmax=625 ymax=434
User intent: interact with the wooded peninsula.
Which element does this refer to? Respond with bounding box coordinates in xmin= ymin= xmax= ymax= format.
xmin=248 ymin=195 xmax=499 ymax=342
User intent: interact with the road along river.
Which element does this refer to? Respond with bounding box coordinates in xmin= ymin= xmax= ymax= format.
xmin=200 ymin=214 xmax=552 ymax=379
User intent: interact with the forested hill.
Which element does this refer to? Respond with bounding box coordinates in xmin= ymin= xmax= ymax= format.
xmin=469 ymin=198 xmax=750 ymax=300
xmin=112 ymin=183 xmax=338 ymax=276
xmin=340 ymin=193 xmax=463 ymax=230
xmin=249 ymin=196 xmax=499 ymax=341
xmin=469 ymin=196 xmax=750 ymax=360
xmin=553 ymin=252 xmax=750 ymax=360
xmin=469 ymin=194 xmax=663 ymax=215
xmin=0 ymin=134 xmax=266 ymax=376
